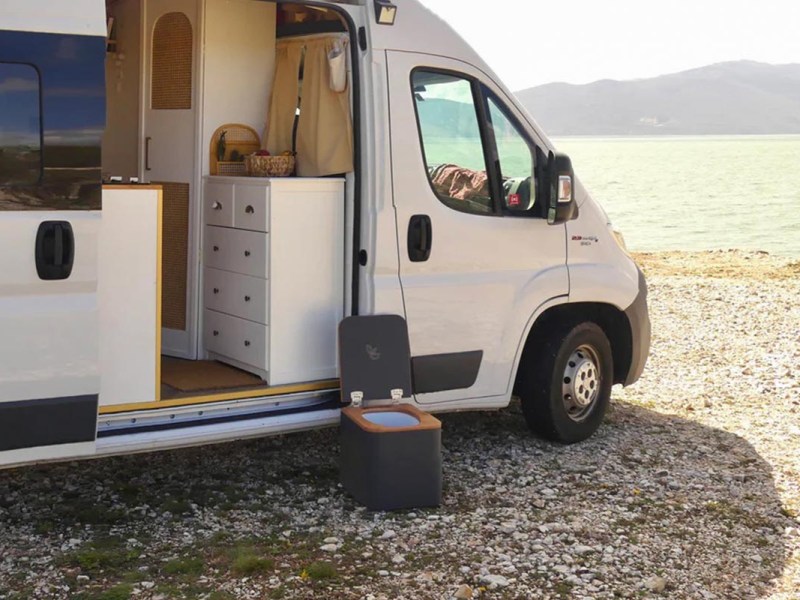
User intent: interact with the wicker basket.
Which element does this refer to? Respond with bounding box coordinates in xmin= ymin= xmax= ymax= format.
xmin=209 ymin=124 xmax=261 ymax=176
xmin=245 ymin=154 xmax=295 ymax=177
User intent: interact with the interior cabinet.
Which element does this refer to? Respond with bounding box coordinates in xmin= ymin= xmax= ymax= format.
xmin=203 ymin=176 xmax=345 ymax=385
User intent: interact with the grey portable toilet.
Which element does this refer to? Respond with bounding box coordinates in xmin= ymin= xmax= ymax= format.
xmin=338 ymin=315 xmax=442 ymax=511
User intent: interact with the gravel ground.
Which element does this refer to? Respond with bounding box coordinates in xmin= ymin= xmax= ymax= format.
xmin=0 ymin=250 xmax=798 ymax=600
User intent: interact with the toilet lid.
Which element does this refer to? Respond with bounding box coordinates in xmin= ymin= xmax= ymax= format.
xmin=339 ymin=315 xmax=413 ymax=403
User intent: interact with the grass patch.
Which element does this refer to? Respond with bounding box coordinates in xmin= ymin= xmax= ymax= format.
xmin=231 ymin=549 xmax=274 ymax=576
xmin=304 ymin=561 xmax=338 ymax=581
xmin=75 ymin=584 xmax=134 ymax=600
xmin=163 ymin=556 xmax=204 ymax=576
xmin=63 ymin=538 xmax=141 ymax=574
xmin=34 ymin=520 xmax=55 ymax=535
xmin=160 ymin=497 xmax=192 ymax=515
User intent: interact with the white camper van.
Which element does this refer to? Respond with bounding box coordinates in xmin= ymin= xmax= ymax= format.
xmin=0 ymin=0 xmax=650 ymax=469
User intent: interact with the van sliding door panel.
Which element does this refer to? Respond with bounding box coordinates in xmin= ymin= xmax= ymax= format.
xmin=0 ymin=27 xmax=105 ymax=466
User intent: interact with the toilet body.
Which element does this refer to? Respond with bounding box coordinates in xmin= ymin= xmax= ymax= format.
xmin=340 ymin=404 xmax=442 ymax=511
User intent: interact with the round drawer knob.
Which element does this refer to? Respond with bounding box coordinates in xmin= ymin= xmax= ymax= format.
xmin=244 ymin=340 xmax=251 ymax=347
xmin=212 ymin=202 xmax=223 ymax=211
xmin=213 ymin=246 xmax=220 ymax=252
xmin=213 ymin=330 xmax=219 ymax=337
xmin=244 ymin=250 xmax=251 ymax=257
xmin=245 ymin=205 xmax=255 ymax=215
xmin=244 ymin=296 xmax=251 ymax=302
xmin=213 ymin=288 xmax=220 ymax=295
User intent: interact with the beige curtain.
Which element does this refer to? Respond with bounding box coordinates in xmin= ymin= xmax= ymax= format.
xmin=266 ymin=41 xmax=304 ymax=155
xmin=296 ymin=37 xmax=354 ymax=177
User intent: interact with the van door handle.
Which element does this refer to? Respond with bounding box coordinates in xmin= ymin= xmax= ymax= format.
xmin=145 ymin=136 xmax=152 ymax=171
xmin=35 ymin=221 xmax=75 ymax=280
xmin=408 ymin=215 xmax=432 ymax=262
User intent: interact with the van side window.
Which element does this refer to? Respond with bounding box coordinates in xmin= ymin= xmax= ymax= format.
xmin=0 ymin=63 xmax=42 ymax=186
xmin=486 ymin=96 xmax=538 ymax=215
xmin=412 ymin=71 xmax=495 ymax=215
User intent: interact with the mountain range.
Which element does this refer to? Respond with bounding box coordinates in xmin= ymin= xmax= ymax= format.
xmin=515 ymin=61 xmax=800 ymax=136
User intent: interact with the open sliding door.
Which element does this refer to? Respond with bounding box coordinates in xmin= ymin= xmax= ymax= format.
xmin=0 ymin=14 xmax=106 ymax=467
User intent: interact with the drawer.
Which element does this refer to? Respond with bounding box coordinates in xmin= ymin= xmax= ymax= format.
xmin=205 ymin=310 xmax=269 ymax=371
xmin=234 ymin=184 xmax=270 ymax=232
xmin=205 ymin=181 xmax=235 ymax=227
xmin=204 ymin=268 xmax=270 ymax=325
xmin=205 ymin=226 xmax=269 ymax=278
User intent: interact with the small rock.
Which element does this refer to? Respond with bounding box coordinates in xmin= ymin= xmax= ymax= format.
xmin=323 ymin=537 xmax=340 ymax=544
xmin=380 ymin=530 xmax=396 ymax=540
xmin=644 ymin=576 xmax=667 ymax=593
xmin=480 ymin=574 xmax=510 ymax=589
xmin=377 ymin=570 xmax=390 ymax=577
xmin=320 ymin=544 xmax=338 ymax=553
xmin=391 ymin=554 xmax=406 ymax=564
xmin=140 ymin=582 xmax=155 ymax=590
xmin=499 ymin=522 xmax=517 ymax=534
xmin=453 ymin=584 xmax=474 ymax=599
xmin=76 ymin=575 xmax=89 ymax=583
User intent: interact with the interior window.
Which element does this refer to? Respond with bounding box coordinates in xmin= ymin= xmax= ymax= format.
xmin=487 ymin=95 xmax=538 ymax=214
xmin=0 ymin=63 xmax=41 ymax=186
xmin=412 ymin=70 xmax=494 ymax=215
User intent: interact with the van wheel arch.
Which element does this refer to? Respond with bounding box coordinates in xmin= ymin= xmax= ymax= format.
xmin=514 ymin=302 xmax=633 ymax=394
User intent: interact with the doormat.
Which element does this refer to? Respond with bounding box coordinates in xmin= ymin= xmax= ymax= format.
xmin=161 ymin=357 xmax=265 ymax=392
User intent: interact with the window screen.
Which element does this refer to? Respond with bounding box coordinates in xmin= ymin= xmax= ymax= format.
xmin=488 ymin=96 xmax=537 ymax=214
xmin=412 ymin=70 xmax=494 ymax=215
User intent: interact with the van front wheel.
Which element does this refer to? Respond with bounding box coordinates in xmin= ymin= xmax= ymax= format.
xmin=517 ymin=322 xmax=613 ymax=444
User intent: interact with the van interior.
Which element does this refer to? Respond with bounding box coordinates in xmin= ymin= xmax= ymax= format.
xmin=101 ymin=0 xmax=353 ymax=408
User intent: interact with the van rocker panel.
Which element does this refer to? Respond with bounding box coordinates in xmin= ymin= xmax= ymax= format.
xmin=0 ymin=395 xmax=98 ymax=452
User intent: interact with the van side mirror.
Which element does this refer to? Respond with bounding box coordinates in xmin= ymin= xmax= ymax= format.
xmin=547 ymin=152 xmax=578 ymax=225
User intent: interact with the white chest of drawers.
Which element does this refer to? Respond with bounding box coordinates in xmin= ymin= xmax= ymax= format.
xmin=203 ymin=176 xmax=345 ymax=385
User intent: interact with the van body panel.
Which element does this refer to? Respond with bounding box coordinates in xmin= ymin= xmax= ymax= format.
xmin=0 ymin=22 xmax=104 ymax=466
xmin=354 ymin=51 xmax=406 ymax=319
xmin=566 ymin=189 xmax=640 ymax=309
xmin=0 ymin=213 xmax=100 ymax=467
xmin=0 ymin=0 xmax=106 ymax=37
xmin=0 ymin=213 xmax=100 ymax=403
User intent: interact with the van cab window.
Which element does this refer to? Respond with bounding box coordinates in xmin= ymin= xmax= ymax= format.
xmin=0 ymin=63 xmax=42 ymax=186
xmin=412 ymin=71 xmax=494 ymax=215
xmin=487 ymin=96 xmax=537 ymax=214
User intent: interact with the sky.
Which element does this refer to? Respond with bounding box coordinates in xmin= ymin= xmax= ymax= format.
xmin=419 ymin=0 xmax=800 ymax=91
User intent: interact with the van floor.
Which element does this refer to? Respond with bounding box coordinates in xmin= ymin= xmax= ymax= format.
xmin=160 ymin=357 xmax=269 ymax=400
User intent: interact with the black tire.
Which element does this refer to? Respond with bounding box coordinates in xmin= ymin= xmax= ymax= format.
xmin=517 ymin=321 xmax=613 ymax=444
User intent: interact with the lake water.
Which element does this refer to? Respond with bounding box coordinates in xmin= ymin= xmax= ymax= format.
xmin=553 ymin=135 xmax=800 ymax=258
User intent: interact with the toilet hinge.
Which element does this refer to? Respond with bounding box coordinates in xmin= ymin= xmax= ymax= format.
xmin=350 ymin=391 xmax=364 ymax=408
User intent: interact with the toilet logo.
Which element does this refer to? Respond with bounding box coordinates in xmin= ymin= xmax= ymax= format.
xmin=366 ymin=344 xmax=381 ymax=361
